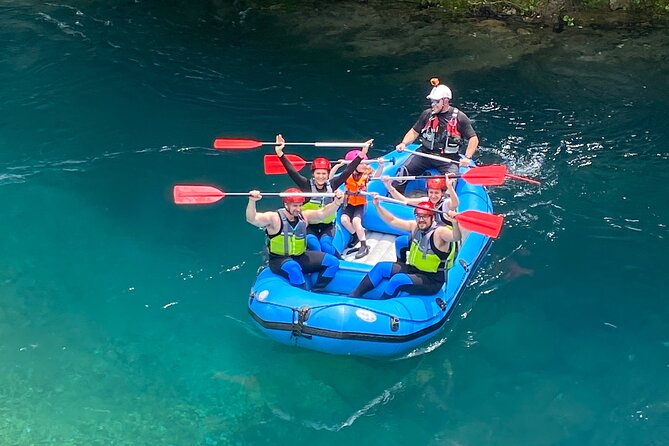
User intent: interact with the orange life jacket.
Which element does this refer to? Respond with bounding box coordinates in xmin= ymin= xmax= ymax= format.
xmin=345 ymin=171 xmax=369 ymax=206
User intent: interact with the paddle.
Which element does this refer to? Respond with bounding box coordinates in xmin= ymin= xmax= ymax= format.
xmin=264 ymin=154 xmax=395 ymax=175
xmin=213 ymin=138 xmax=370 ymax=150
xmin=403 ymin=148 xmax=541 ymax=185
xmin=173 ymin=185 xmax=335 ymax=205
xmin=370 ymin=194 xmax=504 ymax=238
xmin=370 ymin=165 xmax=507 ymax=186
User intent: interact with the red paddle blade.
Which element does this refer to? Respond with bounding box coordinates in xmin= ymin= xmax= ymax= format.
xmin=263 ymin=154 xmax=307 ymax=175
xmin=173 ymin=185 xmax=225 ymax=204
xmin=213 ymin=138 xmax=263 ymax=150
xmin=455 ymin=210 xmax=504 ymax=238
xmin=461 ymin=165 xmax=507 ymax=186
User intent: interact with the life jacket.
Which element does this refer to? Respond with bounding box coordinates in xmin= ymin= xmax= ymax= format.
xmin=267 ymin=209 xmax=307 ymax=256
xmin=419 ymin=107 xmax=462 ymax=154
xmin=407 ymin=222 xmax=457 ymax=274
xmin=301 ymin=179 xmax=335 ymax=224
xmin=345 ymin=171 xmax=369 ymax=206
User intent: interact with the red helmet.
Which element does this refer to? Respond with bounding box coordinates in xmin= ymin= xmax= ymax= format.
xmin=282 ymin=187 xmax=305 ymax=205
xmin=414 ymin=200 xmax=435 ymax=217
xmin=311 ymin=157 xmax=331 ymax=172
xmin=426 ymin=177 xmax=446 ymax=191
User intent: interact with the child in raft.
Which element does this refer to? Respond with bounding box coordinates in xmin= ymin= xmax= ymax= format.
xmin=382 ymin=175 xmax=459 ymax=263
xmin=330 ymin=150 xmax=384 ymax=259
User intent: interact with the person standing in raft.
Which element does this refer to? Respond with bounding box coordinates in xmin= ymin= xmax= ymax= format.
xmin=393 ymin=77 xmax=479 ymax=193
xmin=382 ymin=175 xmax=459 ymax=263
xmin=330 ymin=150 xmax=384 ymax=259
xmin=246 ymin=188 xmax=345 ymax=290
xmin=275 ymin=134 xmax=373 ymax=256
xmin=349 ymin=197 xmax=460 ymax=299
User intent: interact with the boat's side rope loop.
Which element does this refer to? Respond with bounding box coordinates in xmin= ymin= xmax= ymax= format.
xmin=253 ymin=299 xmax=445 ymax=325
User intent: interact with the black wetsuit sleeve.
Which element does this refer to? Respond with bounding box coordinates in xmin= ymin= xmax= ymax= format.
xmin=411 ymin=109 xmax=432 ymax=133
xmin=456 ymin=111 xmax=477 ymax=139
xmin=331 ymin=155 xmax=363 ymax=189
xmin=279 ymin=154 xmax=310 ymax=191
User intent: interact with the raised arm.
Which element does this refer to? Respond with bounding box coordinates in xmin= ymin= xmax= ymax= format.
xmin=372 ymin=158 xmax=385 ymax=178
xmin=446 ymin=176 xmax=459 ymax=210
xmin=329 ymin=161 xmax=345 ymax=181
xmin=275 ymin=134 xmax=310 ymax=190
xmin=246 ymin=191 xmax=279 ymax=230
xmin=331 ymin=138 xmax=373 ymax=188
xmin=382 ymin=177 xmax=408 ymax=201
xmin=436 ymin=211 xmax=461 ymax=243
xmin=372 ymin=195 xmax=415 ymax=232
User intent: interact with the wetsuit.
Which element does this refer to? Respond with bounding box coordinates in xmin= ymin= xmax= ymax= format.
xmin=279 ymin=154 xmax=363 ymax=254
xmin=351 ymin=223 xmax=456 ymax=299
xmin=266 ymin=209 xmax=339 ymax=289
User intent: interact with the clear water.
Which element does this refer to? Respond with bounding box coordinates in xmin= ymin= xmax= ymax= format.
xmin=1 ymin=2 xmax=668 ymax=444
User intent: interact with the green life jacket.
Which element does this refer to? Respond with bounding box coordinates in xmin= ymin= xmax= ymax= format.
xmin=407 ymin=222 xmax=456 ymax=274
xmin=300 ymin=179 xmax=335 ymax=224
xmin=267 ymin=209 xmax=307 ymax=256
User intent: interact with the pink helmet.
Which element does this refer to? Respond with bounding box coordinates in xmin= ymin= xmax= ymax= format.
xmin=345 ymin=150 xmax=367 ymax=161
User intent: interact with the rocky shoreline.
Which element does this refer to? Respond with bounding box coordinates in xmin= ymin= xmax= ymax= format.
xmin=240 ymin=0 xmax=669 ymax=31
xmin=210 ymin=0 xmax=666 ymax=78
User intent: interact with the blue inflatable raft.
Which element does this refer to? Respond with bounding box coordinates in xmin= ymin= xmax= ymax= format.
xmin=248 ymin=147 xmax=495 ymax=358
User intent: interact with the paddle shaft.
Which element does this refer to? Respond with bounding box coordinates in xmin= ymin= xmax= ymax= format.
xmin=372 ymin=194 xmax=450 ymax=215
xmin=371 ymin=175 xmax=460 ymax=181
xmin=237 ymin=141 xmax=368 ymax=148
xmin=288 ymin=159 xmax=383 ymax=165
xmin=404 ymin=148 xmax=541 ymax=185
xmin=230 ymin=192 xmax=336 ymax=198
xmin=403 ymin=148 xmax=459 ymax=165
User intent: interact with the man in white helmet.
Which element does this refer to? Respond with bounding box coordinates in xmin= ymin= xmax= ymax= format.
xmin=394 ymin=78 xmax=479 ymax=193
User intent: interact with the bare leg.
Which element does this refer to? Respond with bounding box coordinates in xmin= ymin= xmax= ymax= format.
xmin=352 ymin=216 xmax=365 ymax=241
xmin=340 ymin=214 xmax=354 ymax=235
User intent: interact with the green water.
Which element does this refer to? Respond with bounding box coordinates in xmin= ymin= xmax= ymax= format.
xmin=1 ymin=2 xmax=668 ymax=444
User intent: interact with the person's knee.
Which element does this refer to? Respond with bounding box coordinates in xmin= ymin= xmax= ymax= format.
xmin=281 ymin=261 xmax=305 ymax=285
xmin=320 ymin=235 xmax=335 ymax=254
xmin=384 ymin=274 xmax=413 ymax=297
xmin=306 ymin=234 xmax=321 ymax=251
xmin=322 ymin=253 xmax=339 ymax=270
xmin=368 ymin=262 xmax=392 ymax=285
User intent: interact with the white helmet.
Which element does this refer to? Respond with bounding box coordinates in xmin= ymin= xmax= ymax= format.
xmin=426 ymin=84 xmax=452 ymax=100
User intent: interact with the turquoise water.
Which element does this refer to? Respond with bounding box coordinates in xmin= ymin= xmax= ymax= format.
xmin=1 ymin=2 xmax=668 ymax=444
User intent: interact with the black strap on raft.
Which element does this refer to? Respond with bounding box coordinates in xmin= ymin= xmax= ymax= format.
xmin=435 ymin=297 xmax=447 ymax=311
xmin=291 ymin=305 xmax=313 ymax=341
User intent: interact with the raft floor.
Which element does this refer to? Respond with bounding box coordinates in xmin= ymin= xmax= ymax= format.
xmin=341 ymin=231 xmax=398 ymax=265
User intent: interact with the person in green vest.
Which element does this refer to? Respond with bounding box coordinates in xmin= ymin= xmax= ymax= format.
xmin=246 ymin=188 xmax=344 ymax=290
xmin=349 ymin=197 xmax=461 ymax=299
